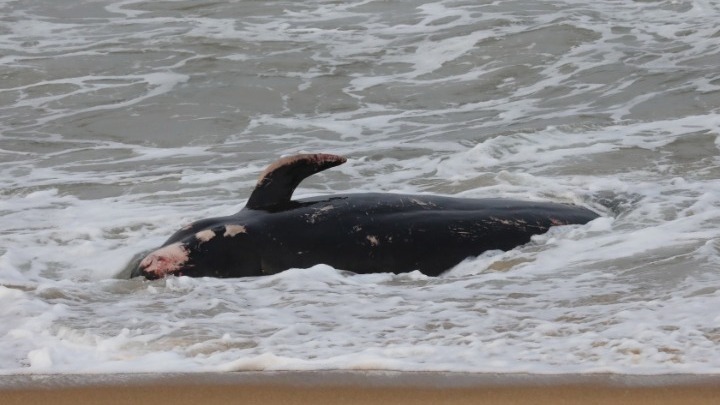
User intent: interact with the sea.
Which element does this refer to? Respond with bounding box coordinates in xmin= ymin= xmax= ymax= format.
xmin=1 ymin=0 xmax=720 ymax=374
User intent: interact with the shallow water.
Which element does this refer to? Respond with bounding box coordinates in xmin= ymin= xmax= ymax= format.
xmin=1 ymin=0 xmax=720 ymax=374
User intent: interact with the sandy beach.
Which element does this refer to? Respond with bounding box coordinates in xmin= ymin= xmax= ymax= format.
xmin=2 ymin=372 xmax=719 ymax=405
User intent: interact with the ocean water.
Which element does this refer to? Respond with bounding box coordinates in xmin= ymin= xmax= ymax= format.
xmin=1 ymin=0 xmax=720 ymax=374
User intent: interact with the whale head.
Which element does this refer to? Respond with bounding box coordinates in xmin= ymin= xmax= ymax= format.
xmin=131 ymin=222 xmax=261 ymax=279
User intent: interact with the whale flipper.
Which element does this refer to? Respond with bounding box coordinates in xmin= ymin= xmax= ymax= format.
xmin=245 ymin=153 xmax=346 ymax=210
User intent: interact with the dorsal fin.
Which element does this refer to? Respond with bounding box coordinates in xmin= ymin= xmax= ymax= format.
xmin=245 ymin=153 xmax=347 ymax=210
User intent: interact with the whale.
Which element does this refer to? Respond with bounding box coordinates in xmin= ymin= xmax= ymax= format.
xmin=130 ymin=153 xmax=599 ymax=279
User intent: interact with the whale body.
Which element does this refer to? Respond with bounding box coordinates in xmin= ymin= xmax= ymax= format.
xmin=131 ymin=154 xmax=599 ymax=279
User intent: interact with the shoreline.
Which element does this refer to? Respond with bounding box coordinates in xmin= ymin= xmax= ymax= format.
xmin=2 ymin=372 xmax=719 ymax=405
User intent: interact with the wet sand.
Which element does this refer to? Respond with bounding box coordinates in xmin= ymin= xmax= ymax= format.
xmin=1 ymin=372 xmax=719 ymax=405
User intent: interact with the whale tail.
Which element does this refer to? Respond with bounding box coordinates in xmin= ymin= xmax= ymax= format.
xmin=245 ymin=153 xmax=346 ymax=210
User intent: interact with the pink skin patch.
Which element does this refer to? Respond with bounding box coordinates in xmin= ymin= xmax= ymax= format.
xmin=224 ymin=225 xmax=247 ymax=237
xmin=550 ymin=218 xmax=568 ymax=226
xmin=195 ymin=229 xmax=215 ymax=243
xmin=139 ymin=242 xmax=190 ymax=277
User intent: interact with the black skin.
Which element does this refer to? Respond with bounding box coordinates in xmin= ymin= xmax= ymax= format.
xmin=130 ymin=192 xmax=599 ymax=279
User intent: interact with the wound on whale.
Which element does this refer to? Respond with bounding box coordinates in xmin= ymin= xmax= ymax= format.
xmin=131 ymin=153 xmax=599 ymax=279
